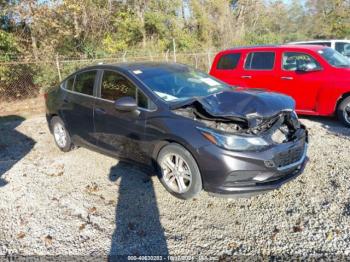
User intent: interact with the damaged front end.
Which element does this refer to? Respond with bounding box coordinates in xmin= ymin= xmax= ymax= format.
xmin=172 ymin=90 xmax=306 ymax=151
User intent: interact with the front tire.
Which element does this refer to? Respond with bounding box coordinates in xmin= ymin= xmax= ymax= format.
xmin=337 ymin=96 xmax=350 ymax=127
xmin=157 ymin=143 xmax=202 ymax=200
xmin=50 ymin=116 xmax=73 ymax=152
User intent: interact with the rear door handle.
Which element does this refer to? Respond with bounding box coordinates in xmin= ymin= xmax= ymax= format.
xmin=241 ymin=75 xmax=252 ymax=79
xmin=281 ymin=76 xmax=294 ymax=80
xmin=95 ymin=108 xmax=106 ymax=114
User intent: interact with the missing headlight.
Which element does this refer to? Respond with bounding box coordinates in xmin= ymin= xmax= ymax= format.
xmin=271 ymin=128 xmax=288 ymax=144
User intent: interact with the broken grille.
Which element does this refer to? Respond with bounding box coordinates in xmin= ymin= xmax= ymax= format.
xmin=273 ymin=145 xmax=305 ymax=169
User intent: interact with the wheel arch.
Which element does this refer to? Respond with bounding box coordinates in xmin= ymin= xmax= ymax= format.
xmin=335 ymin=92 xmax=350 ymax=113
xmin=151 ymin=139 xmax=204 ymax=181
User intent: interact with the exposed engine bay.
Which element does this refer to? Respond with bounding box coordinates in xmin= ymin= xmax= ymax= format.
xmin=173 ymin=100 xmax=302 ymax=145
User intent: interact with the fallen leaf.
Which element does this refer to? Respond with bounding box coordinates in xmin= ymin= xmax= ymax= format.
xmin=88 ymin=207 xmax=97 ymax=214
xmin=85 ymin=183 xmax=99 ymax=193
xmin=227 ymin=242 xmax=237 ymax=249
xmin=107 ymin=200 xmax=116 ymax=206
xmin=47 ymin=171 xmax=63 ymax=177
xmin=292 ymin=226 xmax=303 ymax=233
xmin=44 ymin=235 xmax=53 ymax=245
xmin=79 ymin=224 xmax=86 ymax=231
xmin=17 ymin=232 xmax=26 ymax=239
xmin=271 ymin=226 xmax=280 ymax=240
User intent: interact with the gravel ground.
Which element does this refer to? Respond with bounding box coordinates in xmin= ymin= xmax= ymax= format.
xmin=0 ymin=115 xmax=350 ymax=258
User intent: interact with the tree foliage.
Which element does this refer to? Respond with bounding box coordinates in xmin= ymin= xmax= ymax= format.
xmin=0 ymin=0 xmax=349 ymax=60
xmin=0 ymin=0 xmax=350 ymax=100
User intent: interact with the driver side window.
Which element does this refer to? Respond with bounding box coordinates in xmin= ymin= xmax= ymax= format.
xmin=101 ymin=71 xmax=136 ymax=100
xmin=101 ymin=70 xmax=154 ymax=109
xmin=282 ymin=52 xmax=321 ymax=71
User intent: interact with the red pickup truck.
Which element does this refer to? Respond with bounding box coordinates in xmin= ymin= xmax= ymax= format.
xmin=210 ymin=45 xmax=350 ymax=126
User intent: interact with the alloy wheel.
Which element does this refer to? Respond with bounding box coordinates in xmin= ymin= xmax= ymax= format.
xmin=344 ymin=104 xmax=350 ymax=124
xmin=53 ymin=122 xmax=67 ymax=148
xmin=160 ymin=153 xmax=192 ymax=193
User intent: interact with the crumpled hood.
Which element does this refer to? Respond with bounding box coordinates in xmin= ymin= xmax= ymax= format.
xmin=198 ymin=89 xmax=295 ymax=118
xmin=171 ymin=89 xmax=295 ymax=127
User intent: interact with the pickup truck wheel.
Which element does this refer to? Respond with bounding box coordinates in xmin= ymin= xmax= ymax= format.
xmin=51 ymin=116 xmax=73 ymax=152
xmin=157 ymin=143 xmax=202 ymax=200
xmin=337 ymin=96 xmax=350 ymax=127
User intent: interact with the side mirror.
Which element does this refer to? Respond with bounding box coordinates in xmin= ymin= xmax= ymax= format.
xmin=114 ymin=96 xmax=137 ymax=112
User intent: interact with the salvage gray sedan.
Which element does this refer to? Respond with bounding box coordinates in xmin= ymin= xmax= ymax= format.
xmin=45 ymin=62 xmax=308 ymax=199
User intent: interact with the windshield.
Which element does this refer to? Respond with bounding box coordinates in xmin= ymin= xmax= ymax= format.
xmin=131 ymin=65 xmax=231 ymax=102
xmin=318 ymin=47 xmax=350 ymax=68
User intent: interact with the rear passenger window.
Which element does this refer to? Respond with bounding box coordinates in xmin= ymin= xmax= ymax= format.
xmin=216 ymin=53 xmax=241 ymax=70
xmin=244 ymin=52 xmax=275 ymax=70
xmin=74 ymin=71 xmax=96 ymax=95
xmin=65 ymin=76 xmax=75 ymax=91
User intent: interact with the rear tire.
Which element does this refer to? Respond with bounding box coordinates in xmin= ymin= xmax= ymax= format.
xmin=337 ymin=96 xmax=350 ymax=127
xmin=50 ymin=116 xmax=73 ymax=152
xmin=157 ymin=143 xmax=202 ymax=200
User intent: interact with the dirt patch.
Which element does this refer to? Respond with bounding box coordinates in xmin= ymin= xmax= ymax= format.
xmin=0 ymin=96 xmax=45 ymax=118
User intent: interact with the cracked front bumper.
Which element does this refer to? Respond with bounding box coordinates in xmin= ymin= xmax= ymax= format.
xmin=195 ymin=127 xmax=308 ymax=198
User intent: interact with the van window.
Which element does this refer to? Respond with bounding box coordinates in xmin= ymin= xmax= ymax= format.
xmin=74 ymin=71 xmax=96 ymax=95
xmin=216 ymin=53 xmax=241 ymax=70
xmin=244 ymin=52 xmax=275 ymax=70
xmin=335 ymin=42 xmax=350 ymax=57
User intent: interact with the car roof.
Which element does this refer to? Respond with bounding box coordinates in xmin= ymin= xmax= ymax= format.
xmin=76 ymin=61 xmax=188 ymax=72
xmin=223 ymin=44 xmax=326 ymax=52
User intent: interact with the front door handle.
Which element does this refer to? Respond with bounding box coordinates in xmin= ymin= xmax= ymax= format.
xmin=241 ymin=75 xmax=252 ymax=79
xmin=95 ymin=108 xmax=106 ymax=114
xmin=281 ymin=76 xmax=294 ymax=80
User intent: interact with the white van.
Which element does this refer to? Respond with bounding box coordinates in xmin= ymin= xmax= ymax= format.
xmin=288 ymin=40 xmax=350 ymax=58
